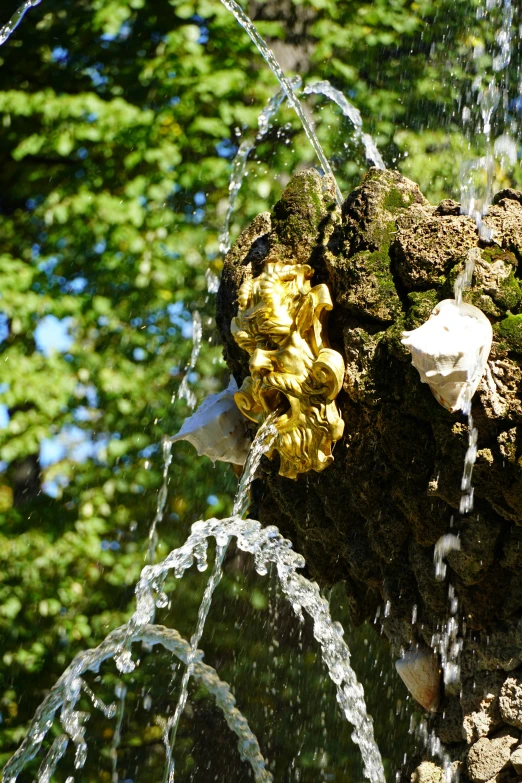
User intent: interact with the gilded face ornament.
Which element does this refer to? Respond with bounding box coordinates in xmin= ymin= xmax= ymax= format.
xmin=231 ymin=261 xmax=345 ymax=479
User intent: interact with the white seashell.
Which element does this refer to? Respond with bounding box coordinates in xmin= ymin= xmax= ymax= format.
xmin=171 ymin=377 xmax=250 ymax=466
xmin=395 ymin=649 xmax=441 ymax=712
xmin=401 ymin=299 xmax=493 ymax=413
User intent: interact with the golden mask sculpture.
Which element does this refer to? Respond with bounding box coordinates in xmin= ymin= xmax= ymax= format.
xmin=231 ymin=261 xmax=345 ymax=479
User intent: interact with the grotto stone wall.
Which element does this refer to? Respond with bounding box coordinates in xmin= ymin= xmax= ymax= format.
xmin=216 ymin=167 xmax=522 ymax=781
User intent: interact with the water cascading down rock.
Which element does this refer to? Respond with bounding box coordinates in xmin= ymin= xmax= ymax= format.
xmin=216 ymin=167 xmax=522 ymax=782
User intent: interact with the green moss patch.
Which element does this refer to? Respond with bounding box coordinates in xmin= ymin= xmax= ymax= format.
xmin=405 ymin=290 xmax=439 ymax=329
xmin=496 ymin=271 xmax=522 ymax=312
xmin=271 ymin=169 xmax=335 ymax=256
xmin=382 ymin=186 xmax=415 ymax=213
xmin=497 ymin=314 xmax=522 ymax=352
xmin=335 ymin=247 xmax=402 ymax=322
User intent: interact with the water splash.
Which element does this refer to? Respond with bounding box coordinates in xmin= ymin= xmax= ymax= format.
xmin=2 ymin=624 xmax=272 ymax=783
xmin=433 ymin=535 xmax=463 ymax=691
xmin=433 ymin=534 xmax=461 ymax=583
xmin=219 ymin=77 xmax=301 ymax=255
xmin=121 ymin=513 xmax=384 ymax=783
xmin=460 ymin=0 xmax=514 ymax=240
xmin=414 ymin=717 xmax=454 ymax=783
xmin=205 ymin=268 xmax=220 ymax=295
xmin=492 ymin=0 xmax=513 ymax=73
xmin=303 ymin=80 xmax=386 ymax=170
xmin=0 ymin=0 xmax=41 ymax=46
xmin=161 ymin=415 xmax=277 ymax=783
xmin=218 ymin=0 xmax=343 ymax=207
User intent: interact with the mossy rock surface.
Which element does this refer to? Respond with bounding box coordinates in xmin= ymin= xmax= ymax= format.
xmin=497 ymin=314 xmax=522 ymax=353
xmin=217 ymin=167 xmax=522 ymax=777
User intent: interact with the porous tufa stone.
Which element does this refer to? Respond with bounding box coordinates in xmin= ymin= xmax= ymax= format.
xmin=500 ymin=676 xmax=522 ymax=731
xmin=395 ymin=648 xmax=441 ymax=713
xmin=510 ymin=746 xmax=522 ymax=774
xmin=461 ymin=671 xmax=504 ymax=744
xmin=410 ymin=761 xmax=444 ymax=783
xmin=466 ymin=728 xmax=519 ymax=783
xmin=401 ymin=299 xmax=493 ymax=413
xmin=171 ymin=377 xmax=250 ymax=466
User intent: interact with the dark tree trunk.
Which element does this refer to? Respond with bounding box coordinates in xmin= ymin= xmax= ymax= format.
xmin=216 ymin=167 xmax=522 ymax=783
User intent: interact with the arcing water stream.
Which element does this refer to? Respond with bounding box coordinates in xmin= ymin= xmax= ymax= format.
xmin=160 ymin=416 xmax=278 ymax=783
xmin=303 ymin=81 xmax=386 ymax=171
xmin=218 ymin=77 xmax=302 ymax=255
xmin=0 ymin=0 xmax=41 ymax=45
xmin=217 ymin=0 xmax=343 ymax=207
xmin=3 ymin=509 xmax=385 ymax=783
xmin=2 ymin=624 xmax=273 ymax=783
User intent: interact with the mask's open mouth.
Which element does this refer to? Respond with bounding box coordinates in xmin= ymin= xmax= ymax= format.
xmin=257 ymin=383 xmax=293 ymax=429
xmin=257 ymin=384 xmax=282 ymax=414
xmin=238 ymin=377 xmax=296 ymax=430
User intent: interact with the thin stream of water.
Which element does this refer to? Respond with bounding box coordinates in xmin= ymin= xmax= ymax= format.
xmin=439 ymin=0 xmax=516 ymax=693
xmin=110 ymin=683 xmax=127 ymax=783
xmin=219 ymin=139 xmax=255 ymax=256
xmin=148 ymin=309 xmax=203 ymax=565
xmin=0 ymin=0 xmax=41 ymax=46
xmin=428 ymin=245 xmax=478 ymax=714
xmin=431 ymin=244 xmax=496 ymax=729
xmin=162 ymin=415 xmax=278 ymax=783
xmin=454 ymin=247 xmax=483 ymax=516
xmin=455 ymin=0 xmax=515 ymax=521
xmin=147 ymin=438 xmax=173 ymax=564
xmin=35 ymin=735 xmax=69 ymax=783
xmin=173 ymin=310 xmax=202 ymax=407
xmin=446 ymin=7 xmax=512 ymax=692
xmin=303 ymin=80 xmax=386 ymax=170
xmin=218 ymin=0 xmax=343 ymax=207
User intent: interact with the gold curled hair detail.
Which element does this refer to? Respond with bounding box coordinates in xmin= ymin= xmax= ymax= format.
xmin=231 ymin=261 xmax=345 ymax=479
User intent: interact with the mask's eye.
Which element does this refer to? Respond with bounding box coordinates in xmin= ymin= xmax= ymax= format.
xmin=259 ymin=338 xmax=278 ymax=351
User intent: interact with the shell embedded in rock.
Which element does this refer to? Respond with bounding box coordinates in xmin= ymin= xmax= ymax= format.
xmin=171 ymin=377 xmax=250 ymax=466
xmin=395 ymin=649 xmax=441 ymax=712
xmin=401 ymin=299 xmax=493 ymax=413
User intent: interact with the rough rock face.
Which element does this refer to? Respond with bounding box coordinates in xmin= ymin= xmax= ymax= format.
xmin=466 ymin=729 xmax=519 ymax=782
xmin=216 ymin=168 xmax=522 ymax=779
